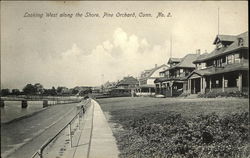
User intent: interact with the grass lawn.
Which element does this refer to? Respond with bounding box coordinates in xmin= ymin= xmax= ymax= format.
xmin=97 ymin=97 xmax=249 ymax=158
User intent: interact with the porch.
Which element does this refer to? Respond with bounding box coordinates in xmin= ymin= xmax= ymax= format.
xmin=155 ymin=81 xmax=185 ymax=97
xmin=188 ymin=70 xmax=248 ymax=94
xmin=136 ymin=84 xmax=156 ymax=96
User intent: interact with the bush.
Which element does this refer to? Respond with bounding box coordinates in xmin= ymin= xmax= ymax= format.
xmin=114 ymin=112 xmax=249 ymax=158
xmin=198 ymin=91 xmax=248 ymax=98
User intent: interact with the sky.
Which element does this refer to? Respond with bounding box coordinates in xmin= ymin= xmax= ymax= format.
xmin=1 ymin=1 xmax=248 ymax=89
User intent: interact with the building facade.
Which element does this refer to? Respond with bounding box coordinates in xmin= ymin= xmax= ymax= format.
xmin=110 ymin=76 xmax=139 ymax=97
xmin=154 ymin=53 xmax=200 ymax=97
xmin=137 ymin=64 xmax=168 ymax=96
xmin=187 ymin=32 xmax=248 ymax=95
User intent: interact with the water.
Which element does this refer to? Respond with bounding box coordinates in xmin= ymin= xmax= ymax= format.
xmin=1 ymin=101 xmax=44 ymax=123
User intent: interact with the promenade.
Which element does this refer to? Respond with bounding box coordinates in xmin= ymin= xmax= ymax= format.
xmin=43 ymin=99 xmax=120 ymax=158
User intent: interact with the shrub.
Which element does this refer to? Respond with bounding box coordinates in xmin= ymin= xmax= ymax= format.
xmin=115 ymin=112 xmax=249 ymax=158
xmin=198 ymin=91 xmax=248 ymax=98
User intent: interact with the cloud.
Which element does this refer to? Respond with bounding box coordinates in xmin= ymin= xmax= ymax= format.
xmin=49 ymin=27 xmax=169 ymax=86
xmin=2 ymin=28 xmax=169 ymax=89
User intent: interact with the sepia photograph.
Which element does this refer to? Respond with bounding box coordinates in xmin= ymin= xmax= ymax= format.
xmin=1 ymin=1 xmax=249 ymax=158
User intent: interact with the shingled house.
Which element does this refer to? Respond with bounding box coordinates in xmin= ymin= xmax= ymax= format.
xmin=110 ymin=76 xmax=139 ymax=97
xmin=154 ymin=53 xmax=200 ymax=97
xmin=137 ymin=64 xmax=168 ymax=96
xmin=187 ymin=32 xmax=248 ymax=94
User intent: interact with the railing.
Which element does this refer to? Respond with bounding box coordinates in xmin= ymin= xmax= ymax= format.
xmin=31 ymin=99 xmax=90 ymax=158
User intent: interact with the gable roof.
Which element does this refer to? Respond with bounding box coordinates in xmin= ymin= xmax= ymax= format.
xmin=194 ymin=31 xmax=248 ymax=63
xmin=168 ymin=53 xmax=199 ymax=70
xmin=213 ymin=34 xmax=236 ymax=44
xmin=187 ymin=62 xmax=248 ymax=79
xmin=140 ymin=64 xmax=168 ymax=79
xmin=167 ymin=58 xmax=182 ymax=64
xmin=117 ymin=76 xmax=139 ymax=85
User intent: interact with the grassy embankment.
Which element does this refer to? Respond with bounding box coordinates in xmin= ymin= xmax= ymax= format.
xmin=98 ymin=97 xmax=249 ymax=158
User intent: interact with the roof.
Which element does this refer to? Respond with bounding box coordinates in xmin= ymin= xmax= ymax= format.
xmin=168 ymin=54 xmax=199 ymax=70
xmin=117 ymin=76 xmax=139 ymax=85
xmin=140 ymin=64 xmax=168 ymax=79
xmin=213 ymin=35 xmax=237 ymax=44
xmin=194 ymin=31 xmax=248 ymax=63
xmin=139 ymin=84 xmax=155 ymax=88
xmin=187 ymin=62 xmax=248 ymax=78
xmin=167 ymin=58 xmax=182 ymax=64
xmin=154 ymin=75 xmax=188 ymax=83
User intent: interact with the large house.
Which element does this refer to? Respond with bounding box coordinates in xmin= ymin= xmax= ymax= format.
xmin=154 ymin=53 xmax=200 ymax=97
xmin=136 ymin=64 xmax=168 ymax=96
xmin=187 ymin=32 xmax=248 ymax=94
xmin=110 ymin=76 xmax=139 ymax=96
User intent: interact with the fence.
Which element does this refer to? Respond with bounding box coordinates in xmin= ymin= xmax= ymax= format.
xmin=31 ymin=99 xmax=90 ymax=158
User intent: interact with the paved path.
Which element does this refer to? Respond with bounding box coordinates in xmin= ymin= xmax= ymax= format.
xmin=1 ymin=102 xmax=80 ymax=158
xmin=44 ymin=99 xmax=119 ymax=158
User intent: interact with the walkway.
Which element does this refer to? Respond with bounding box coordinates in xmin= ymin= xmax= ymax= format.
xmin=43 ymin=99 xmax=119 ymax=158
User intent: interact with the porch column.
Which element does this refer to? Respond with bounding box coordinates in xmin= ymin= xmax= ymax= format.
xmin=159 ymin=83 xmax=162 ymax=94
xmin=200 ymin=77 xmax=203 ymax=93
xmin=203 ymin=77 xmax=206 ymax=93
xmin=189 ymin=79 xmax=192 ymax=93
xmin=209 ymin=78 xmax=212 ymax=92
xmin=193 ymin=79 xmax=196 ymax=93
xmin=149 ymin=88 xmax=151 ymax=95
xmin=222 ymin=75 xmax=225 ymax=92
xmin=170 ymin=86 xmax=172 ymax=97
xmin=238 ymin=72 xmax=242 ymax=92
xmin=188 ymin=79 xmax=190 ymax=93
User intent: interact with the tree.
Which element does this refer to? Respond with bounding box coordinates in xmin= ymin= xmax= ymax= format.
xmin=12 ymin=89 xmax=20 ymax=95
xmin=56 ymin=86 xmax=64 ymax=94
xmin=72 ymin=89 xmax=79 ymax=95
xmin=23 ymin=84 xmax=36 ymax=95
xmin=51 ymin=87 xmax=57 ymax=96
xmin=1 ymin=89 xmax=10 ymax=96
xmin=34 ymin=83 xmax=44 ymax=94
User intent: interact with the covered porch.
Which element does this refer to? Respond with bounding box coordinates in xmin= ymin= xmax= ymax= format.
xmin=136 ymin=84 xmax=156 ymax=96
xmin=155 ymin=80 xmax=185 ymax=97
xmin=187 ymin=70 xmax=248 ymax=94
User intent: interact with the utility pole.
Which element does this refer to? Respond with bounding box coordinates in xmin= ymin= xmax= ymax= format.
xmin=170 ymin=34 xmax=172 ymax=58
xmin=218 ymin=7 xmax=220 ymax=35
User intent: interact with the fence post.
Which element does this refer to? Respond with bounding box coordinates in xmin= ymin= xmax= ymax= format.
xmin=69 ymin=123 xmax=72 ymax=147
xmin=0 ymin=99 xmax=4 ymax=108
xmin=21 ymin=100 xmax=28 ymax=108
xmin=43 ymin=100 xmax=48 ymax=108
xmin=78 ymin=112 xmax=81 ymax=130
xmin=39 ymin=149 xmax=43 ymax=158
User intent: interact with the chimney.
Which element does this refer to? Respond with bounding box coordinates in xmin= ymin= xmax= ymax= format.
xmin=155 ymin=64 xmax=158 ymax=68
xmin=196 ymin=49 xmax=201 ymax=55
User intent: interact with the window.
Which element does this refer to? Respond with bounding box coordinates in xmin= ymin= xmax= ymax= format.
xmin=224 ymin=80 xmax=228 ymax=88
xmin=201 ymin=63 xmax=206 ymax=69
xmin=216 ymin=80 xmax=219 ymax=84
xmin=180 ymin=69 xmax=183 ymax=73
xmin=234 ymin=53 xmax=241 ymax=63
xmin=227 ymin=55 xmax=233 ymax=64
xmin=216 ymin=42 xmax=223 ymax=49
xmin=238 ymin=38 xmax=244 ymax=46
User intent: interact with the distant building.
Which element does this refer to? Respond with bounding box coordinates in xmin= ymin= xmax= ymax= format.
xmin=187 ymin=32 xmax=248 ymax=94
xmin=111 ymin=76 xmax=139 ymax=97
xmin=137 ymin=64 xmax=168 ymax=96
xmin=91 ymin=87 xmax=101 ymax=93
xmin=154 ymin=53 xmax=200 ymax=97
xmin=102 ymin=81 xmax=117 ymax=94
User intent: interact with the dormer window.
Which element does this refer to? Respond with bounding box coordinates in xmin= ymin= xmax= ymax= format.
xmin=238 ymin=38 xmax=244 ymax=46
xmin=216 ymin=42 xmax=223 ymax=49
